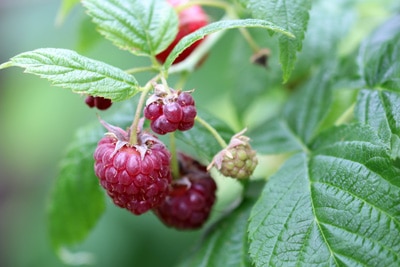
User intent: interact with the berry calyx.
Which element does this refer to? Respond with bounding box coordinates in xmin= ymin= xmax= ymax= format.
xmin=93 ymin=120 xmax=172 ymax=215
xmin=155 ymin=0 xmax=209 ymax=65
xmin=153 ymin=153 xmax=217 ymax=230
xmin=85 ymin=95 xmax=112 ymax=110
xmin=144 ymin=84 xmax=197 ymax=135
xmin=208 ymin=129 xmax=258 ymax=179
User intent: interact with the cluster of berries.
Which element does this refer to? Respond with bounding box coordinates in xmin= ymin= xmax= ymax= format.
xmin=84 ymin=0 xmax=208 ymax=112
xmin=92 ymin=0 xmax=257 ymax=230
xmin=144 ymin=85 xmax=197 ymax=134
xmin=93 ymin=117 xmax=216 ymax=229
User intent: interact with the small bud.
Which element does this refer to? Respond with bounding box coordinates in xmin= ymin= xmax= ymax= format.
xmin=208 ymin=129 xmax=258 ymax=179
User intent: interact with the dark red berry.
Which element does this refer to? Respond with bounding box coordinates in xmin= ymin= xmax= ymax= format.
xmin=181 ymin=105 xmax=197 ymax=122
xmin=177 ymin=91 xmax=195 ymax=106
xmin=143 ymin=102 xmax=163 ymax=120
xmin=153 ymin=153 xmax=217 ymax=230
xmin=154 ymin=174 xmax=216 ymax=230
xmin=163 ymin=102 xmax=183 ymax=123
xmin=155 ymin=0 xmax=209 ymax=65
xmin=144 ymin=85 xmax=197 ymax=135
xmin=85 ymin=96 xmax=112 ymax=110
xmin=94 ymin=131 xmax=172 ymax=215
xmin=151 ymin=115 xmax=179 ymax=134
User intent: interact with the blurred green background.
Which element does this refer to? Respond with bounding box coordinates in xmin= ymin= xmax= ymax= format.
xmin=3 ymin=0 xmax=396 ymax=266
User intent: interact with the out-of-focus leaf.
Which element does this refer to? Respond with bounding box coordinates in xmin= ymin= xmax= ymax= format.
xmin=48 ymin=103 xmax=135 ymax=250
xmin=358 ymin=15 xmax=400 ymax=90
xmin=246 ymin=0 xmax=312 ymax=81
xmin=175 ymin=110 xmax=235 ymax=162
xmin=164 ymin=19 xmax=294 ymax=70
xmin=248 ymin=117 xmax=303 ymax=154
xmin=178 ymin=198 xmax=254 ymax=267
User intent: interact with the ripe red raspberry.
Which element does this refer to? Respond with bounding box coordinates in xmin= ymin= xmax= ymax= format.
xmin=155 ymin=0 xmax=209 ymax=64
xmin=144 ymin=84 xmax=197 ymax=135
xmin=85 ymin=95 xmax=112 ymax=110
xmin=153 ymin=153 xmax=217 ymax=230
xmin=93 ymin=122 xmax=172 ymax=215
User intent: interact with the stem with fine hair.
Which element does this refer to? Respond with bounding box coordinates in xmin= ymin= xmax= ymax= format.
xmin=195 ymin=116 xmax=228 ymax=148
xmin=129 ymin=75 xmax=160 ymax=145
xmin=169 ymin=133 xmax=180 ymax=179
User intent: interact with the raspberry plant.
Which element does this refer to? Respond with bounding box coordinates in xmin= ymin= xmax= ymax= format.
xmin=1 ymin=0 xmax=400 ymax=266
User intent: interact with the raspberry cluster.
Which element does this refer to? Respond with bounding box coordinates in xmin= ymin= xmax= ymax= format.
xmin=85 ymin=95 xmax=112 ymax=110
xmin=154 ymin=153 xmax=217 ymax=230
xmin=94 ymin=127 xmax=172 ymax=215
xmin=144 ymin=85 xmax=197 ymax=135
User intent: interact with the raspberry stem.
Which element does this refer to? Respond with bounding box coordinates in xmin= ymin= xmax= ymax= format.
xmin=195 ymin=116 xmax=228 ymax=148
xmin=177 ymin=0 xmax=260 ymax=53
xmin=169 ymin=132 xmax=180 ymax=179
xmin=125 ymin=66 xmax=158 ymax=74
xmin=129 ymin=76 xmax=160 ymax=145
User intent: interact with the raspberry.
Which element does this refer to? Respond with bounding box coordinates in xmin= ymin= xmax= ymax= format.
xmin=153 ymin=153 xmax=217 ymax=230
xmin=208 ymin=129 xmax=258 ymax=179
xmin=155 ymin=0 xmax=209 ymax=64
xmin=144 ymin=84 xmax=197 ymax=135
xmin=85 ymin=95 xmax=112 ymax=110
xmin=93 ymin=122 xmax=172 ymax=215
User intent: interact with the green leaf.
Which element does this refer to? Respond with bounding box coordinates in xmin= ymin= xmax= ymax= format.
xmin=175 ymin=110 xmax=235 ymax=162
xmin=82 ymin=0 xmax=178 ymax=56
xmin=249 ymin=66 xmax=333 ymax=155
xmin=358 ymin=15 xmax=400 ymax=90
xmin=283 ymin=66 xmax=333 ymax=144
xmin=355 ymin=89 xmax=400 ymax=158
xmin=246 ymin=0 xmax=312 ymax=82
xmin=248 ymin=125 xmax=400 ymax=267
xmin=164 ymin=19 xmax=294 ymax=70
xmin=178 ymin=198 xmax=254 ymax=267
xmin=48 ymin=127 xmax=106 ymax=250
xmin=76 ymin=16 xmax=103 ymax=53
xmin=228 ymin=31 xmax=283 ymax=123
xmin=48 ymin=103 xmax=135 ymax=250
xmin=249 ymin=117 xmax=304 ymax=154
xmin=291 ymin=0 xmax=356 ymax=80
xmin=2 ymin=48 xmax=139 ymax=101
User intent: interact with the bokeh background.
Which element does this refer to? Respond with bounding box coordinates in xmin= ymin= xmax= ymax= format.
xmin=0 ymin=1 xmax=238 ymax=266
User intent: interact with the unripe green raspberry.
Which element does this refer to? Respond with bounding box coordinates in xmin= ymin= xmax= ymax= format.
xmin=208 ymin=129 xmax=258 ymax=179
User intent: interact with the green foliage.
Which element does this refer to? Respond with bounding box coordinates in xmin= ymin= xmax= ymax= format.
xmin=47 ymin=103 xmax=136 ymax=250
xmin=178 ymin=198 xmax=255 ymax=267
xmin=176 ymin=110 xmax=235 ymax=161
xmin=245 ymin=0 xmax=312 ymax=81
xmin=358 ymin=14 xmax=400 ymax=90
xmin=163 ymin=19 xmax=295 ymax=70
xmin=2 ymin=0 xmax=400 ymax=266
xmin=82 ymin=0 xmax=179 ymax=56
xmin=0 ymin=48 xmax=139 ymax=101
